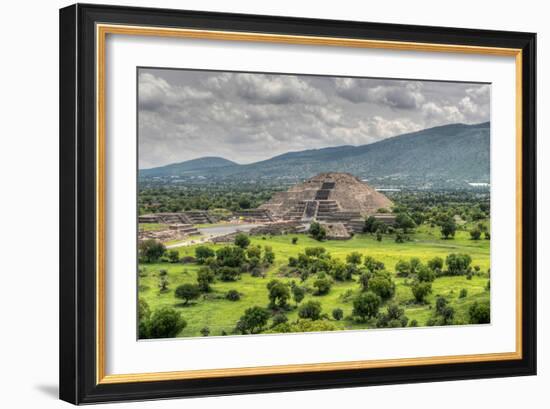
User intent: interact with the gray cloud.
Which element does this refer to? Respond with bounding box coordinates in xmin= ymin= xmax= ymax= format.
xmin=138 ymin=69 xmax=490 ymax=168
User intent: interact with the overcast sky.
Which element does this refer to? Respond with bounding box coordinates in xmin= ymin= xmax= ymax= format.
xmin=138 ymin=68 xmax=490 ymax=169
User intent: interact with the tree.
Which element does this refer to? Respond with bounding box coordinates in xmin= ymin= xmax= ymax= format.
xmin=309 ymin=222 xmax=327 ymax=241
xmin=395 ymin=259 xmax=411 ymax=277
xmin=291 ymin=284 xmax=305 ymax=305
xmin=469 ymin=301 xmax=490 ymax=324
xmin=364 ymin=216 xmax=377 ymax=233
xmin=234 ymin=233 xmax=251 ymax=248
xmin=445 ymin=253 xmax=472 ymax=275
xmin=440 ymin=217 xmax=457 ymax=239
xmin=246 ymin=245 xmax=262 ymax=259
xmin=167 ymin=250 xmax=180 ymax=263
xmin=236 ymin=306 xmax=270 ymax=334
xmin=216 ymin=246 xmax=246 ymax=268
xmin=368 ymin=272 xmax=395 ymax=300
xmin=435 ymin=296 xmax=455 ymax=324
xmin=298 ymin=300 xmax=322 ymax=320
xmin=195 ymin=246 xmax=215 ymax=264
xmin=197 ymin=267 xmax=215 ymax=292
xmin=200 ymin=327 xmax=210 ymax=336
xmin=218 ymin=266 xmax=241 ymax=282
xmin=146 ymin=307 xmax=187 ymax=339
xmin=291 ymin=237 xmax=298 ymax=245
xmin=411 ymin=281 xmax=432 ymax=303
xmin=267 ymin=280 xmax=290 ymax=309
xmin=352 ymin=292 xmax=381 ymax=322
xmin=409 ymin=257 xmax=422 ymax=274
xmin=313 ymin=278 xmax=332 ymax=295
xmin=138 ymin=298 xmax=151 ymax=338
xmin=470 ymin=228 xmax=482 ymax=240
xmin=346 ymin=252 xmax=362 ymax=265
xmin=416 ymin=265 xmax=436 ymax=282
xmin=332 ymin=308 xmax=344 ymax=321
xmin=364 ymin=256 xmax=385 ymax=273
xmin=427 ymin=256 xmax=444 ymax=272
xmin=376 ymin=303 xmax=408 ymax=328
xmin=139 ymin=239 xmax=166 ymax=263
xmin=395 ymin=213 xmax=416 ymax=233
xmin=358 ymin=272 xmax=371 ymax=292
xmin=263 ymin=246 xmax=275 ymax=264
xmin=175 ymin=283 xmax=201 ymax=305
xmin=271 ymin=313 xmax=288 ymax=327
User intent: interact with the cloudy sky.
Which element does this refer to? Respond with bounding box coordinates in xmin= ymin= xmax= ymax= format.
xmin=138 ymin=68 xmax=490 ymax=169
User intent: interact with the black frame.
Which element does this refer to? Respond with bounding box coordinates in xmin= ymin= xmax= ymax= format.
xmin=60 ymin=3 xmax=537 ymax=404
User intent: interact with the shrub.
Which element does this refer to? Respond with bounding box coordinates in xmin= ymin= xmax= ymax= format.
xmin=225 ymin=289 xmax=241 ymax=301
xmin=459 ymin=288 xmax=468 ymax=298
xmin=440 ymin=217 xmax=457 ymax=239
xmin=236 ymin=306 xmax=270 ymax=334
xmin=291 ymin=237 xmax=298 ymax=245
xmin=216 ymin=246 xmax=246 ymax=268
xmin=200 ymin=326 xmax=210 ymax=337
xmin=218 ymin=266 xmax=241 ymax=282
xmin=352 ymin=291 xmax=381 ymax=322
xmin=272 ymin=313 xmax=288 ymax=327
xmin=376 ymin=303 xmax=408 ymax=328
xmin=267 ymin=279 xmax=290 ymax=309
xmin=167 ymin=250 xmax=180 ymax=263
xmin=139 ymin=239 xmax=166 ymax=263
xmin=313 ymin=278 xmax=332 ymax=295
xmin=197 ymin=267 xmax=215 ymax=292
xmin=395 ymin=213 xmax=416 ymax=232
xmin=195 ymin=246 xmax=215 ymax=264
xmin=358 ymin=272 xmax=371 ymax=292
xmin=180 ymin=255 xmax=196 ymax=264
xmin=469 ymin=301 xmax=490 ymax=324
xmin=263 ymin=246 xmax=275 ymax=265
xmin=291 ymin=284 xmax=305 ymax=305
xmin=332 ymin=308 xmax=344 ymax=321
xmin=234 ymin=233 xmax=251 ymax=248
xmin=416 ymin=265 xmax=436 ymax=283
xmin=175 ymin=283 xmax=201 ymax=305
xmin=395 ymin=260 xmax=411 ymax=277
xmin=145 ymin=307 xmax=187 ymax=339
xmin=364 ymin=256 xmax=385 ymax=273
xmin=368 ymin=273 xmax=395 ymax=300
xmin=246 ymin=245 xmax=262 ymax=259
xmin=445 ymin=253 xmax=472 ymax=276
xmin=346 ymin=252 xmax=362 ymax=265
xmin=435 ymin=296 xmax=455 ymax=324
xmin=427 ymin=256 xmax=444 ymax=272
xmin=411 ymin=281 xmax=432 ymax=303
xmin=409 ymin=319 xmax=418 ymax=327
xmin=298 ymin=300 xmax=322 ymax=320
xmin=309 ymin=222 xmax=327 ymax=241
xmin=470 ymin=228 xmax=482 ymax=240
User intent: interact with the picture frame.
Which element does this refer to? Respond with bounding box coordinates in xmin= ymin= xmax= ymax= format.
xmin=59 ymin=3 xmax=536 ymax=404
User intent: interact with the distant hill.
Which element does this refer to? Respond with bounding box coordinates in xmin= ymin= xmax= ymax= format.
xmin=139 ymin=122 xmax=490 ymax=189
xmin=140 ymin=156 xmax=237 ymax=177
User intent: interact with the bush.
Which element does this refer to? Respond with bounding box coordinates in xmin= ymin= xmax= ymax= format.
xmin=145 ymin=307 xmax=187 ymax=339
xmin=180 ymin=255 xmax=196 ymax=264
xmin=395 ymin=213 xmax=416 ymax=232
xmin=368 ymin=272 xmax=395 ymax=300
xmin=358 ymin=272 xmax=371 ymax=292
xmin=200 ymin=326 xmax=210 ymax=337
xmin=313 ymin=278 xmax=332 ymax=295
xmin=291 ymin=237 xmax=298 ymax=245
xmin=267 ymin=279 xmax=290 ymax=309
xmin=197 ymin=267 xmax=215 ymax=292
xmin=332 ymin=308 xmax=344 ymax=321
xmin=416 ymin=265 xmax=436 ymax=283
xmin=395 ymin=260 xmax=411 ymax=277
xmin=469 ymin=301 xmax=490 ymax=324
xmin=352 ymin=291 xmax=381 ymax=322
xmin=291 ymin=284 xmax=306 ymax=305
xmin=409 ymin=319 xmax=418 ymax=327
xmin=376 ymin=303 xmax=408 ymax=328
xmin=234 ymin=233 xmax=251 ymax=248
xmin=167 ymin=250 xmax=180 ymax=263
xmin=216 ymin=246 xmax=246 ymax=268
xmin=218 ymin=266 xmax=241 ymax=282
xmin=364 ymin=256 xmax=385 ymax=273
xmin=272 ymin=313 xmax=288 ymax=327
xmin=298 ymin=300 xmax=322 ymax=320
xmin=346 ymin=252 xmax=362 ymax=265
xmin=411 ymin=281 xmax=432 ymax=303
xmin=139 ymin=239 xmax=166 ymax=263
xmin=309 ymin=222 xmax=327 ymax=241
xmin=427 ymin=256 xmax=444 ymax=272
xmin=225 ymin=289 xmax=241 ymax=301
xmin=195 ymin=246 xmax=215 ymax=264
xmin=435 ymin=296 xmax=455 ymax=324
xmin=175 ymin=283 xmax=201 ymax=305
xmin=445 ymin=253 xmax=472 ymax=276
xmin=459 ymin=288 xmax=468 ymax=298
xmin=470 ymin=228 xmax=482 ymax=240
xmin=236 ymin=306 xmax=270 ymax=334
xmin=439 ymin=216 xmax=457 ymax=239
xmin=263 ymin=246 xmax=275 ymax=265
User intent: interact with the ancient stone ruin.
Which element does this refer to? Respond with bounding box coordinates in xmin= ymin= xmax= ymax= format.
xmin=138 ymin=211 xmax=213 ymax=225
xmin=259 ymin=172 xmax=394 ymax=233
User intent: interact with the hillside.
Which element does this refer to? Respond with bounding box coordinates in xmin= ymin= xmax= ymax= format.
xmin=139 ymin=122 xmax=490 ymax=189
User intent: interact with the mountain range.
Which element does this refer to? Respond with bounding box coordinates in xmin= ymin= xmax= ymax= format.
xmin=139 ymin=122 xmax=490 ymax=189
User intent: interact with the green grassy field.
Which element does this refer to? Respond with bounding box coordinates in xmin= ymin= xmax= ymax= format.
xmin=138 ymin=224 xmax=490 ymax=337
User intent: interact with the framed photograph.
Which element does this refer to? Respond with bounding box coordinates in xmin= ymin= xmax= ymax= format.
xmin=59 ymin=3 xmax=536 ymax=404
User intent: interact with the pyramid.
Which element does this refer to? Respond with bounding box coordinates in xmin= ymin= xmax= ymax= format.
xmin=260 ymin=172 xmax=393 ymax=221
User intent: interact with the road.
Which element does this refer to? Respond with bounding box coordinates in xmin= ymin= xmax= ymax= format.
xmin=165 ymin=223 xmax=263 ymax=249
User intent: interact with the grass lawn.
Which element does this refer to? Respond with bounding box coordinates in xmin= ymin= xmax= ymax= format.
xmin=139 ymin=223 xmax=169 ymax=231
xmin=138 ymin=224 xmax=490 ymax=337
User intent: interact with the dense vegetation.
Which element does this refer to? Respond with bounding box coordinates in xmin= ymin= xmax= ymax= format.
xmin=138 ymin=189 xmax=490 ymax=339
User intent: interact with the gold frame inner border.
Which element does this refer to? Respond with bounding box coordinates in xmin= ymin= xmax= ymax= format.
xmin=95 ymin=23 xmax=523 ymax=385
